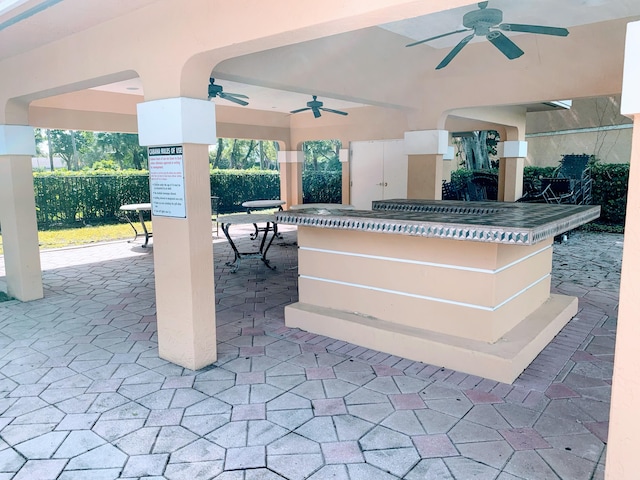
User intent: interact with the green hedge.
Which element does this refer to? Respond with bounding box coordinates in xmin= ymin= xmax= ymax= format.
xmin=210 ymin=170 xmax=280 ymax=213
xmin=303 ymin=171 xmax=342 ymax=204
xmin=522 ymin=166 xmax=557 ymax=192
xmin=32 ymin=169 xmax=342 ymax=229
xmin=590 ymin=163 xmax=629 ymax=225
xmin=33 ymin=172 xmax=151 ymax=228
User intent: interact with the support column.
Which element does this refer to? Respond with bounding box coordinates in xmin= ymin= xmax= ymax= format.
xmin=404 ymin=130 xmax=449 ymax=200
xmin=340 ymin=148 xmax=350 ymax=204
xmin=497 ymin=141 xmax=527 ymax=202
xmin=137 ymin=97 xmax=217 ymax=370
xmin=0 ymin=125 xmax=43 ymax=301
xmin=278 ymin=150 xmax=303 ymax=208
xmin=606 ymin=19 xmax=640 ymax=480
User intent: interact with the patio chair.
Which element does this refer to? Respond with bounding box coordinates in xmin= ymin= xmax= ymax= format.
xmin=517 ymin=177 xmax=546 ymax=203
xmin=442 ymin=180 xmax=463 ymax=200
xmin=538 ymin=154 xmax=593 ymax=205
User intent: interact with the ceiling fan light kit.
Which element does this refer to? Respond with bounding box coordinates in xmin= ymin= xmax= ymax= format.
xmin=407 ymin=1 xmax=569 ymax=69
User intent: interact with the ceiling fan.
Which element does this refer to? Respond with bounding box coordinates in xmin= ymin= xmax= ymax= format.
xmin=290 ymin=95 xmax=348 ymax=118
xmin=207 ymin=78 xmax=249 ymax=106
xmin=406 ymin=1 xmax=569 ymax=70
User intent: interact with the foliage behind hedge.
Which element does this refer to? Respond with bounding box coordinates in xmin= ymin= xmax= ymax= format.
xmin=33 ymin=169 xmax=342 ymax=229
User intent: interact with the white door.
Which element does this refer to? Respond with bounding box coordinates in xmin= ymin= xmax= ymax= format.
xmin=350 ymin=141 xmax=384 ymax=209
xmin=382 ymin=140 xmax=408 ymax=200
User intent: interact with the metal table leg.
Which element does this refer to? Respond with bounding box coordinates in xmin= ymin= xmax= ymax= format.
xmin=221 ymin=221 xmax=278 ymax=273
xmin=137 ymin=211 xmax=152 ymax=247
xmin=122 ymin=213 xmax=141 ymax=244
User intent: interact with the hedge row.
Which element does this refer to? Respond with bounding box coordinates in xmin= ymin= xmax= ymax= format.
xmin=209 ymin=170 xmax=281 ymax=214
xmin=33 ymin=173 xmax=150 ymax=228
xmin=32 ymin=170 xmax=342 ymax=229
xmin=30 ymin=164 xmax=629 ymax=230
xmin=303 ymin=171 xmax=342 ymax=204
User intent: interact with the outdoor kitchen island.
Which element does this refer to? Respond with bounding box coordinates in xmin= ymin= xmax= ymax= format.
xmin=275 ymin=200 xmax=600 ymax=383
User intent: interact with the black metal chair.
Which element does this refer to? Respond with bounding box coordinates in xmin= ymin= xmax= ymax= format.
xmin=442 ymin=180 xmax=463 ymax=200
xmin=539 ymin=154 xmax=593 ymax=205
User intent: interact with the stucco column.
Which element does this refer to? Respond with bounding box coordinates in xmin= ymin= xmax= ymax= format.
xmin=340 ymin=148 xmax=350 ymax=204
xmin=137 ymin=98 xmax=217 ymax=370
xmin=606 ymin=19 xmax=640 ymax=480
xmin=497 ymin=141 xmax=527 ymax=202
xmin=278 ymin=150 xmax=303 ymax=208
xmin=0 ymin=125 xmax=43 ymax=301
xmin=404 ymin=130 xmax=449 ymax=200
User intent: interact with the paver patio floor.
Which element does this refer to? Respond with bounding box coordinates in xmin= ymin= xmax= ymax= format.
xmin=0 ymin=226 xmax=621 ymax=479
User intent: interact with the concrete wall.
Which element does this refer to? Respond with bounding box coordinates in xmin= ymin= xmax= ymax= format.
xmin=526 ymin=96 xmax=633 ymax=166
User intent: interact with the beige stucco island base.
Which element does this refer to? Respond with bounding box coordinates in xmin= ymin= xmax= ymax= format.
xmin=277 ymin=201 xmax=600 ymax=384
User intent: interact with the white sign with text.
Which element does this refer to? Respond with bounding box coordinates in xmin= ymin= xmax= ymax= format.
xmin=148 ymin=145 xmax=186 ymax=218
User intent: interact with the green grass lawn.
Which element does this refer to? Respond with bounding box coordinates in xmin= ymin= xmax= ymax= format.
xmin=0 ymin=223 xmax=140 ymax=256
xmin=0 ymin=211 xmax=254 ymax=256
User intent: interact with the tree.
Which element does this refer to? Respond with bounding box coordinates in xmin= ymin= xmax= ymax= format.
xmin=211 ymin=138 xmax=226 ymax=168
xmin=47 ymin=130 xmax=94 ymax=170
xmin=95 ymin=132 xmax=147 ymax=170
xmin=258 ymin=140 xmax=279 ymax=170
xmin=209 ymin=138 xmax=278 ymax=170
xmin=303 ymin=140 xmax=341 ymax=171
xmin=33 ymin=128 xmax=54 ymax=171
xmin=454 ymin=130 xmax=500 ymax=171
xmin=33 ymin=128 xmax=46 ymax=157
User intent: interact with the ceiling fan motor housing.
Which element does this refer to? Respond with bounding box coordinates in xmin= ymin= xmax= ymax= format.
xmin=208 ymin=82 xmax=223 ymax=97
xmin=307 ymin=96 xmax=323 ymax=108
xmin=463 ymin=8 xmax=502 ymax=35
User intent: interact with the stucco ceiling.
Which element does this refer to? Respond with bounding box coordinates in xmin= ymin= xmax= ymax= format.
xmin=90 ymin=79 xmax=367 ymax=114
xmin=380 ymin=0 xmax=640 ymax=48
xmin=4 ymin=0 xmax=640 ymax=115
xmin=0 ymin=0 xmax=158 ymax=61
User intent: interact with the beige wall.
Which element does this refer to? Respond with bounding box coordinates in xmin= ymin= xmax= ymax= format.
xmin=527 ymin=128 xmax=632 ymax=166
xmin=526 ymin=96 xmax=633 ymax=166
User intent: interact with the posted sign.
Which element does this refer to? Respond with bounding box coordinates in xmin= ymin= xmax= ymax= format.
xmin=148 ymin=145 xmax=186 ymax=218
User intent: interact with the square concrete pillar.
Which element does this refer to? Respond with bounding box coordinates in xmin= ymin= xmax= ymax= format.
xmin=340 ymin=148 xmax=350 ymax=205
xmin=278 ymin=151 xmax=304 ymax=208
xmin=404 ymin=130 xmax=449 ymax=200
xmin=607 ymin=19 xmax=640 ymax=480
xmin=0 ymin=125 xmax=43 ymax=301
xmin=497 ymin=141 xmax=527 ymax=202
xmin=137 ymin=98 xmax=217 ymax=370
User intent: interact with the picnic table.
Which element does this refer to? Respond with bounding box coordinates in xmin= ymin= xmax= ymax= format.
xmin=242 ymin=199 xmax=285 ymax=212
xmin=242 ymin=200 xmax=285 ymax=239
xmin=119 ymin=203 xmax=152 ymax=247
xmin=219 ymin=213 xmax=278 ymax=273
